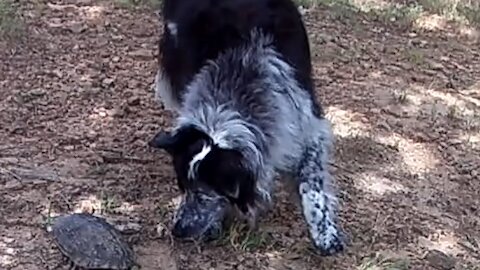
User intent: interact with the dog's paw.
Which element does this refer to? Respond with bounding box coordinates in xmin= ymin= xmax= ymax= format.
xmin=312 ymin=226 xmax=346 ymax=256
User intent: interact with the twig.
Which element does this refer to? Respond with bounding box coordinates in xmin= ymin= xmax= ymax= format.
xmin=329 ymin=162 xmax=357 ymax=175
xmin=98 ymin=151 xmax=154 ymax=164
xmin=0 ymin=167 xmax=21 ymax=180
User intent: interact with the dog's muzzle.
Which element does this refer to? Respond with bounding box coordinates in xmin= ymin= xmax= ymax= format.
xmin=172 ymin=190 xmax=230 ymax=240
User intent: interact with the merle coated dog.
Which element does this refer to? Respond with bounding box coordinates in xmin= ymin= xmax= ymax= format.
xmin=149 ymin=0 xmax=345 ymax=255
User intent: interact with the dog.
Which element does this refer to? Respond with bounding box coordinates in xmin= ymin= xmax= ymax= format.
xmin=150 ymin=0 xmax=345 ymax=255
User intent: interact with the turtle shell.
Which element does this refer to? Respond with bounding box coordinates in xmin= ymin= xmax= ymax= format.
xmin=51 ymin=213 xmax=136 ymax=270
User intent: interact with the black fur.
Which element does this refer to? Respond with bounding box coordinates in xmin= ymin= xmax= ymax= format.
xmin=158 ymin=0 xmax=322 ymax=116
xmin=149 ymin=127 xmax=256 ymax=214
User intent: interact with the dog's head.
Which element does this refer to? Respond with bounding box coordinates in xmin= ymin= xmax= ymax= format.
xmin=149 ymin=125 xmax=256 ymax=240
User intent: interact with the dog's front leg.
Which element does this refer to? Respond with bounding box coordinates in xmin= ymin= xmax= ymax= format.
xmin=297 ymin=120 xmax=345 ymax=255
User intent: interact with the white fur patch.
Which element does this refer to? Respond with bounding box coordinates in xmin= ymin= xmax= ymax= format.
xmin=167 ymin=22 xmax=178 ymax=37
xmin=154 ymin=69 xmax=179 ymax=110
xmin=188 ymin=144 xmax=212 ymax=180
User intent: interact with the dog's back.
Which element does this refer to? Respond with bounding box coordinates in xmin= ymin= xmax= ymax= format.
xmin=157 ymin=0 xmax=320 ymax=115
xmin=179 ymin=30 xmax=324 ymax=174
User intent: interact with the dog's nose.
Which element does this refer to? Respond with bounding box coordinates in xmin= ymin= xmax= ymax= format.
xmin=172 ymin=219 xmax=205 ymax=239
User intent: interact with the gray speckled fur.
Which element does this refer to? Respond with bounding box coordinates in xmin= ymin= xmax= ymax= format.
xmin=162 ymin=29 xmax=344 ymax=254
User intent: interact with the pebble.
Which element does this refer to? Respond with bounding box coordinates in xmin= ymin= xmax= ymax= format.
xmin=378 ymin=121 xmax=391 ymax=131
xmin=127 ymin=96 xmax=140 ymax=106
xmin=29 ymin=88 xmax=46 ymax=97
xmin=116 ymin=222 xmax=142 ymax=234
xmin=110 ymin=107 xmax=126 ymax=118
xmin=69 ymin=23 xmax=86 ymax=34
xmin=5 ymin=180 xmax=22 ymax=189
xmin=102 ymin=77 xmax=115 ymax=87
xmin=425 ymin=249 xmax=456 ymax=270
xmin=128 ymin=49 xmax=152 ymax=60
xmin=3 ymin=237 xmax=15 ymax=244
xmin=86 ymin=131 xmax=97 ymax=140
xmin=156 ymin=223 xmax=167 ymax=238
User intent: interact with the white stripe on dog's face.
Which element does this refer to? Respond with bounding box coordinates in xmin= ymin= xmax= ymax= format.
xmin=188 ymin=144 xmax=212 ymax=180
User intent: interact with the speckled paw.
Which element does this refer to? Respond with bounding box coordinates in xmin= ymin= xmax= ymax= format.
xmin=313 ymin=229 xmax=346 ymax=256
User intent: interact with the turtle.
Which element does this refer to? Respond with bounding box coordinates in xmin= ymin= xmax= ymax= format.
xmin=50 ymin=213 xmax=138 ymax=270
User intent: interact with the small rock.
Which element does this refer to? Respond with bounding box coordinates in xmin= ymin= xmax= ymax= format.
xmin=427 ymin=60 xmax=444 ymax=71
xmin=64 ymin=145 xmax=75 ymax=151
xmin=127 ymin=80 xmax=138 ymax=89
xmin=112 ymin=35 xmax=124 ymax=41
xmin=395 ymin=62 xmax=413 ymax=71
xmin=116 ymin=222 xmax=142 ymax=234
xmin=86 ymin=131 xmax=97 ymax=140
xmin=74 ymin=203 xmax=95 ymax=214
xmin=5 ymin=180 xmax=21 ymax=189
xmin=98 ymin=110 xmax=107 ymax=117
xmin=97 ymin=37 xmax=108 ymax=47
xmin=112 ymin=56 xmax=120 ymax=62
xmin=85 ymin=87 xmax=101 ymax=95
xmin=52 ymin=69 xmax=63 ymax=78
xmin=102 ymin=77 xmax=115 ymax=87
xmin=29 ymin=88 xmax=46 ymax=97
xmin=127 ymin=96 xmax=140 ymax=106
xmin=110 ymin=107 xmax=126 ymax=118
xmin=25 ymin=231 xmax=34 ymax=240
xmin=425 ymin=249 xmax=456 ymax=270
xmin=449 ymin=139 xmax=463 ymax=145
xmin=471 ymin=170 xmax=478 ymax=177
xmin=156 ymin=224 xmax=167 ymax=238
xmin=370 ymin=108 xmax=381 ymax=114
xmin=378 ymin=121 xmax=391 ymax=131
xmin=3 ymin=237 xmax=15 ymax=244
xmin=128 ymin=49 xmax=152 ymax=60
xmin=69 ymin=23 xmax=86 ymax=34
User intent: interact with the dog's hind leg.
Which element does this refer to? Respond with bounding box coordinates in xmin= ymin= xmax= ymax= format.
xmin=296 ymin=118 xmax=345 ymax=255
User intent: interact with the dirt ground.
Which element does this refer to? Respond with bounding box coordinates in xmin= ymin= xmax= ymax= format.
xmin=1 ymin=0 xmax=479 ymax=269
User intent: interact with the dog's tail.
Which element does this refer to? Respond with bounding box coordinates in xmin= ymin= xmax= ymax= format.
xmin=297 ymin=119 xmax=345 ymax=255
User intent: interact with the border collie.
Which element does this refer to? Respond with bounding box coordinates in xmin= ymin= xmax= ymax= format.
xmin=150 ymin=0 xmax=345 ymax=255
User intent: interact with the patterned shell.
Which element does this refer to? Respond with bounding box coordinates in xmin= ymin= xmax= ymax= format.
xmin=51 ymin=213 xmax=136 ymax=270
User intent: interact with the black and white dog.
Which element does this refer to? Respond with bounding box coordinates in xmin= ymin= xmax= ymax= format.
xmin=149 ymin=0 xmax=345 ymax=255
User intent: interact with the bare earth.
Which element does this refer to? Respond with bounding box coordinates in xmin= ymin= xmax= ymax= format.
xmin=1 ymin=1 xmax=479 ymax=269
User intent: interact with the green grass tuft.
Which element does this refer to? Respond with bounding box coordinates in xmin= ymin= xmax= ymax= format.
xmin=214 ymin=222 xmax=274 ymax=252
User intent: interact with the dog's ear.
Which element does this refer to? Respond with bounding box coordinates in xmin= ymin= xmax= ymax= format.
xmin=148 ymin=125 xmax=210 ymax=155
